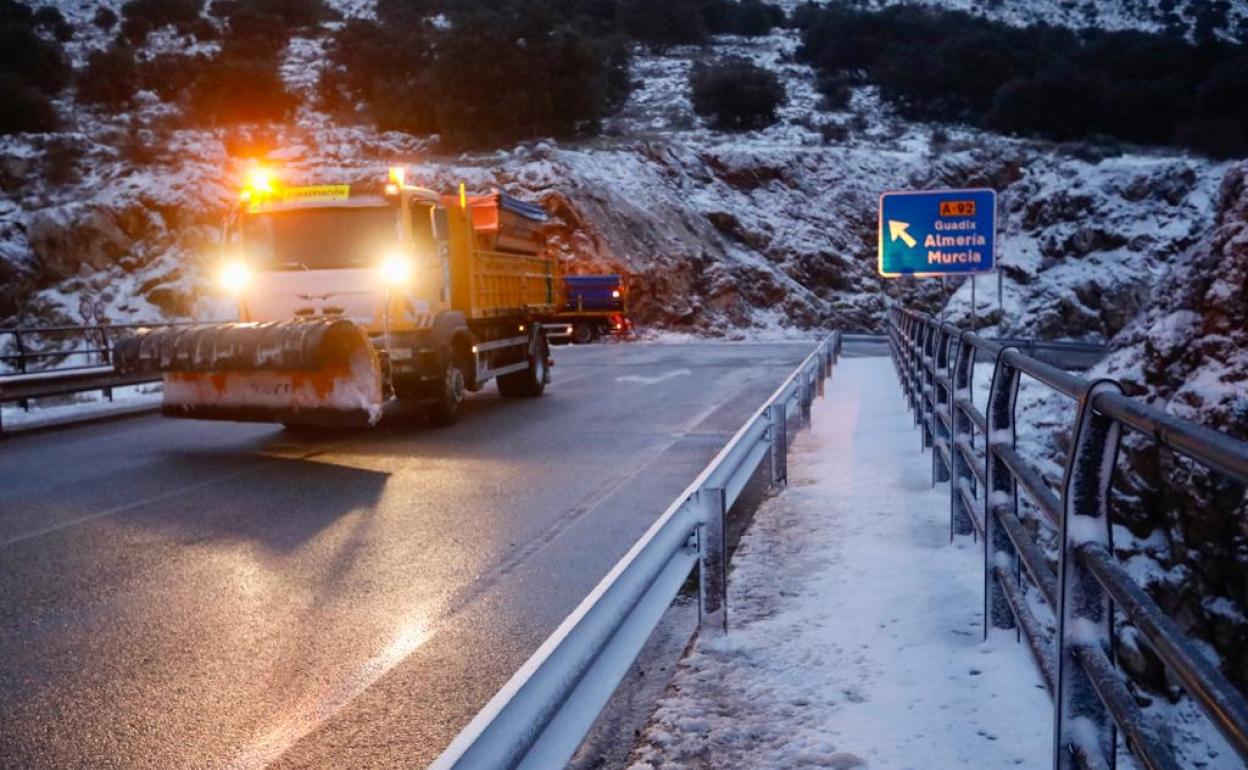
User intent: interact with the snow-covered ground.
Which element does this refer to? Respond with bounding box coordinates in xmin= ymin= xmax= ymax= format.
xmin=0 ymin=382 xmax=162 ymax=433
xmin=627 ymin=356 xmax=1052 ymax=769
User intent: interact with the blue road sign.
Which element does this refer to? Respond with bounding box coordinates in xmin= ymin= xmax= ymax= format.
xmin=878 ymin=188 xmax=996 ymax=277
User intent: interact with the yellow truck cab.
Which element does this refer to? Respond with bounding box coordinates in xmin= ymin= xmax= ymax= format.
xmin=115 ymin=167 xmax=557 ymax=427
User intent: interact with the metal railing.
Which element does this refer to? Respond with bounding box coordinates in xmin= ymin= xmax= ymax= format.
xmin=0 ymin=321 xmax=206 ymax=434
xmin=429 ymin=332 xmax=842 ymax=770
xmin=889 ymin=307 xmax=1248 ymax=770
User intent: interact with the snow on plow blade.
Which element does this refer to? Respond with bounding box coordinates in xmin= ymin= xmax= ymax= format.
xmin=113 ymin=320 xmax=383 ymax=427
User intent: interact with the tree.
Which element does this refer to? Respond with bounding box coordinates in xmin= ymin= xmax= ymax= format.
xmin=690 ymin=57 xmax=786 ymax=131
xmin=322 ymin=0 xmax=633 ymax=148
xmin=0 ymin=74 xmax=58 ymax=133
xmin=77 ymin=46 xmax=140 ymax=109
xmin=0 ymin=21 xmax=70 ymax=94
xmin=319 ymin=17 xmax=437 ymax=133
xmin=185 ymin=50 xmax=296 ymax=125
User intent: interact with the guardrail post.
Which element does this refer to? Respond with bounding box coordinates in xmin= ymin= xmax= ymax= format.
xmin=984 ymin=346 xmax=1021 ymax=636
xmin=950 ymin=333 xmax=976 ymax=539
xmin=900 ymin=316 xmax=913 ymax=413
xmin=698 ymin=486 xmax=728 ymax=636
xmin=913 ymin=315 xmax=923 ymax=416
xmin=800 ymin=370 xmax=813 ymax=427
xmin=1053 ymin=381 xmax=1124 ymax=770
xmin=817 ymin=351 xmax=827 ymax=398
xmin=768 ymin=402 xmax=787 ymax=485
xmin=932 ymin=327 xmax=952 ymax=484
xmin=13 ymin=329 xmax=27 ymax=374
xmin=13 ymin=330 xmax=30 ymax=411
xmin=100 ymin=326 xmax=113 ymax=402
xmin=921 ymin=322 xmax=935 ymax=450
xmin=907 ymin=316 xmax=921 ymax=419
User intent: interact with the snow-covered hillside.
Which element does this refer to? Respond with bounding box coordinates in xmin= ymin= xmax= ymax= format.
xmin=0 ymin=8 xmax=1234 ymax=347
xmin=867 ymin=0 xmax=1248 ymax=39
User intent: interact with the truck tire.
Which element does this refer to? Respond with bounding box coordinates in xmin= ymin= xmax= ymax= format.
xmin=428 ymin=359 xmax=467 ymax=425
xmin=497 ymin=334 xmax=548 ymax=398
xmin=572 ymin=322 xmax=595 ymax=345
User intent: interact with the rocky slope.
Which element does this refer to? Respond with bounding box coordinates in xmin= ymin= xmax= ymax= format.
xmin=0 ymin=19 xmax=1233 ymax=348
xmin=1095 ymin=161 xmax=1248 ymax=697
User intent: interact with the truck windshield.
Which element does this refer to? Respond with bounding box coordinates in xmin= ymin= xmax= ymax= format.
xmin=243 ymin=206 xmax=397 ymax=270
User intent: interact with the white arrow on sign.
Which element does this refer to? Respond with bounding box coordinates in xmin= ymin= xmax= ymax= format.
xmin=888 ymin=219 xmax=917 ymax=248
xmin=616 ymin=369 xmax=692 ymax=385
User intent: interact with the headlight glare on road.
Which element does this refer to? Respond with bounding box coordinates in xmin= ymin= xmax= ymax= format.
xmin=218 ymin=261 xmax=252 ymax=293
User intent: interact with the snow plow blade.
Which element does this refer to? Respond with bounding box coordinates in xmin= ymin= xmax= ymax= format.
xmin=113 ymin=320 xmax=383 ymax=427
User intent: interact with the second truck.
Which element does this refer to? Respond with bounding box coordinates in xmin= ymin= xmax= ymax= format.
xmin=115 ymin=167 xmax=556 ymax=427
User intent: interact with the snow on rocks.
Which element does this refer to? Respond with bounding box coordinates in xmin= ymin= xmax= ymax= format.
xmin=1 ymin=3 xmax=1237 ymax=344
xmin=627 ymin=357 xmax=1051 ymax=769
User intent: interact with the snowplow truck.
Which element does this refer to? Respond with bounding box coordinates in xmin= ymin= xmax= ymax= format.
xmin=113 ymin=169 xmax=556 ymax=427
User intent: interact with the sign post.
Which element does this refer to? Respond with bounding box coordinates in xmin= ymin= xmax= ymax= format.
xmin=878 ymin=188 xmax=997 ymax=278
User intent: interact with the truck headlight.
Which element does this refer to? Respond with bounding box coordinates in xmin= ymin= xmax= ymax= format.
xmin=218 ymin=261 xmax=252 ymax=293
xmin=380 ymin=253 xmax=412 ymax=286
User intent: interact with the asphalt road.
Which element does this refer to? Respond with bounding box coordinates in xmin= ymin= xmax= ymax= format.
xmin=0 ymin=340 xmax=816 ymax=770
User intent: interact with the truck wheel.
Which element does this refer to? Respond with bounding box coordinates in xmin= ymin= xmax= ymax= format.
xmin=572 ymin=322 xmax=595 ymax=345
xmin=428 ymin=360 xmax=467 ymax=425
xmin=497 ymin=335 xmax=548 ymax=398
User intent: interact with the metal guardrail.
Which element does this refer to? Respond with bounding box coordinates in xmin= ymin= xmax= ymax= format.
xmin=0 ymin=321 xmax=207 ymax=376
xmin=0 ymin=321 xmax=206 ymax=434
xmin=429 ymin=332 xmax=842 ymax=770
xmin=889 ymin=307 xmax=1248 ymax=770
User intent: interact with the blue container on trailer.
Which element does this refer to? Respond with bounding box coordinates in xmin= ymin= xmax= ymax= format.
xmin=563 ymin=275 xmax=624 ymax=312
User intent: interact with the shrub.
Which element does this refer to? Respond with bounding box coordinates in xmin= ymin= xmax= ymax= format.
xmin=602 ymin=34 xmax=635 ymax=110
xmin=0 ymin=73 xmax=58 ymax=133
xmin=988 ymin=64 xmax=1107 ymax=141
xmin=0 ymin=21 xmax=70 ymax=94
xmin=221 ymin=5 xmax=291 ymax=51
xmin=138 ymin=52 xmax=209 ymax=102
xmin=704 ymin=0 xmax=785 ymax=36
xmin=796 ymin=3 xmax=1248 ymax=157
xmin=213 ymin=0 xmax=336 ymax=28
xmin=819 ymin=120 xmax=848 ymax=144
xmin=44 ymin=137 xmax=82 ymax=186
xmin=690 ymin=57 xmax=785 ymax=130
xmin=0 ymin=0 xmax=32 ymax=26
xmin=120 ymin=0 xmax=204 ymax=44
xmin=93 ymin=7 xmax=118 ymax=31
xmin=1174 ymin=117 xmax=1247 ymax=159
xmin=621 ymin=0 xmax=708 ymax=51
xmin=815 ymin=72 xmax=851 ymax=110
xmin=33 ymin=6 xmax=73 ymax=41
xmin=374 ymin=0 xmax=443 ymax=23
xmin=77 ymin=46 xmax=140 ymax=109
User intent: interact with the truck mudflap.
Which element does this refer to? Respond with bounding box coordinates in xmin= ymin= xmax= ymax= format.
xmin=113 ymin=320 xmax=383 ymax=426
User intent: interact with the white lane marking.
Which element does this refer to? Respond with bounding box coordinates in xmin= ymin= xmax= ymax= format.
xmin=615 ymin=369 xmax=692 ymax=385
xmin=0 ymin=468 xmax=260 ymax=548
xmin=227 ymin=620 xmax=431 ymax=770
